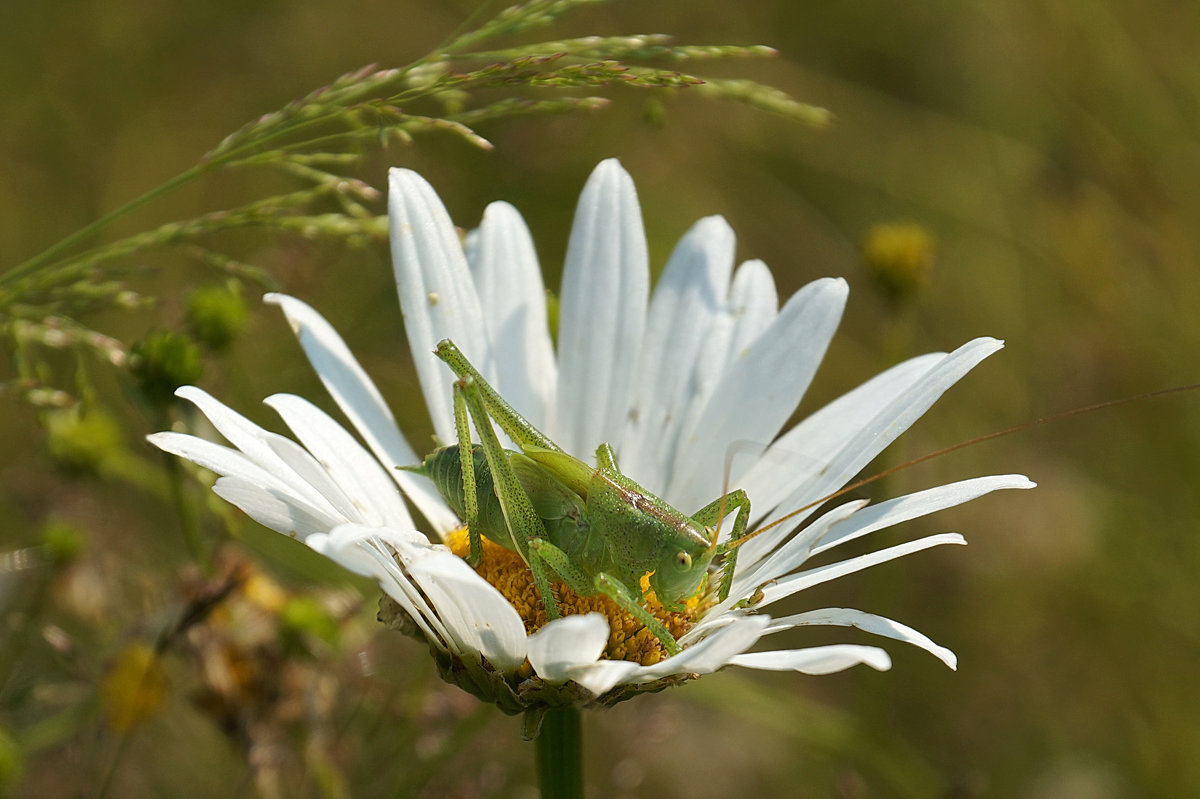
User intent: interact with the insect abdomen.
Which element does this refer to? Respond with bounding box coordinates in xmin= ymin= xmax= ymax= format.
xmin=420 ymin=445 xmax=514 ymax=549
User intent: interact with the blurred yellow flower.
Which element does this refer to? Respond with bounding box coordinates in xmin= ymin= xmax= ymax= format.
xmin=101 ymin=643 xmax=168 ymax=732
xmin=863 ymin=221 xmax=935 ymax=302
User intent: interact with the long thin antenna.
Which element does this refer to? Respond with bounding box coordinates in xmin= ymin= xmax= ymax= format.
xmin=718 ymin=382 xmax=1200 ymax=552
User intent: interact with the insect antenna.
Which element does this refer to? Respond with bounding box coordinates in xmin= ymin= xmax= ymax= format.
xmin=707 ymin=440 xmax=767 ymax=553
xmin=709 ymin=449 xmax=733 ymax=549
xmin=717 ymin=381 xmax=1200 ymax=554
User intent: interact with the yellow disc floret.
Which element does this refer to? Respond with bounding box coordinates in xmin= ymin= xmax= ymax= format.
xmin=445 ymin=529 xmax=707 ymax=667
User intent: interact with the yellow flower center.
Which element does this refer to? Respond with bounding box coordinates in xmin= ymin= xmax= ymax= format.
xmin=445 ymin=529 xmax=707 ymax=667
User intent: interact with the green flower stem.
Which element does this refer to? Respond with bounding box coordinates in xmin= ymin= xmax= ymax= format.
xmin=535 ymin=707 xmax=583 ymax=799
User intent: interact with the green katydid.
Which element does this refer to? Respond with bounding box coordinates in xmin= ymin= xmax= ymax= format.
xmin=405 ymin=339 xmax=754 ymax=656
xmin=409 ymin=340 xmax=1200 ymax=658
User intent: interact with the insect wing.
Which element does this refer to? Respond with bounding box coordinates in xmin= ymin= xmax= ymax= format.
xmin=521 ymin=446 xmax=594 ymax=499
xmin=510 ymin=453 xmax=590 ymax=554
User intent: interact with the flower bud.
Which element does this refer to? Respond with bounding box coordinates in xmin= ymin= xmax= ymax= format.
xmin=44 ymin=407 xmax=123 ymax=477
xmin=862 ymin=222 xmax=935 ymax=304
xmin=130 ymin=331 xmax=204 ymax=406
xmin=185 ymin=283 xmax=248 ymax=353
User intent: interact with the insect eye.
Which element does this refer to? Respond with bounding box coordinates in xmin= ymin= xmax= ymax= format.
xmin=676 ymin=551 xmax=692 ymax=569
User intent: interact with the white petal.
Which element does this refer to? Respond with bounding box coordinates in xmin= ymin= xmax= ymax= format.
xmin=758 ymin=532 xmax=967 ymax=608
xmin=388 ymin=168 xmax=491 ymax=446
xmin=730 ymin=499 xmax=867 ymax=598
xmin=675 ymin=606 xmax=748 ymax=648
xmin=529 ymin=614 xmax=773 ymax=695
xmin=315 ymin=524 xmax=527 ymax=671
xmin=305 ymin=524 xmax=424 ymax=578
xmin=618 ymin=215 xmax=735 ymax=491
xmin=764 ymin=608 xmax=957 ymax=669
xmin=730 ymin=645 xmax=892 ymax=674
xmin=736 ymin=474 xmax=1034 ymax=594
xmin=526 ymin=613 xmax=611 ymax=683
xmin=212 ymin=475 xmax=341 ymax=540
xmin=264 ymin=393 xmax=414 ymax=530
xmin=663 ymin=258 xmax=779 ymax=496
xmin=562 ymin=659 xmax=645 ymax=697
xmin=173 ymin=386 xmax=278 ymax=463
xmin=172 ymin=387 xmax=328 ymax=505
xmin=553 ymin=159 xmax=649 ymax=454
xmin=261 ymin=435 xmax=366 ymax=525
xmin=667 ymin=277 xmax=849 ymax=511
xmin=638 ymin=615 xmax=771 ymax=679
xmin=307 ymin=526 xmax=449 ymax=650
xmin=265 ymin=294 xmax=459 ymax=536
xmin=404 ymin=545 xmax=528 ymax=672
xmin=723 ymin=260 xmax=779 ymax=365
xmin=148 ymin=431 xmax=271 ymax=485
xmin=756 ymin=338 xmax=1005 ymax=538
xmin=148 ymin=430 xmax=339 ymax=520
xmin=465 ymin=201 xmax=557 ymax=429
xmin=735 ymin=351 xmax=945 ymax=536
xmin=811 ymin=474 xmax=1035 ymax=557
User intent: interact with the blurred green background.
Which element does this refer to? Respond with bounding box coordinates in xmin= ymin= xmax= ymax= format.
xmin=3 ymin=1 xmax=1199 ymax=797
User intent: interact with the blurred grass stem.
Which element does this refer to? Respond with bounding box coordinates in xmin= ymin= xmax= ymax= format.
xmin=160 ymin=444 xmax=206 ymax=566
xmin=2 ymin=163 xmax=208 ymax=288
xmin=391 ymin=703 xmax=493 ymax=798
xmin=95 ymin=727 xmax=133 ymax=799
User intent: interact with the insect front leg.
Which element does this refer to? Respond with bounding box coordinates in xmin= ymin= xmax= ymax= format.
xmin=693 ymin=489 xmax=752 ymax=602
xmin=528 ymin=539 xmax=682 ymax=656
xmin=455 ymin=374 xmax=563 ymax=620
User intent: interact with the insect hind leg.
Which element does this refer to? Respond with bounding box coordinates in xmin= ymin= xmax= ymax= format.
xmin=454 ymin=373 xmax=562 ymax=620
xmin=451 ymin=378 xmax=483 ymax=566
xmin=435 ymin=339 xmax=560 ymax=453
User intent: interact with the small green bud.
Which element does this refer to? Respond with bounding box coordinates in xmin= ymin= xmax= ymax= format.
xmin=280 ymin=596 xmax=339 ymax=653
xmin=862 ymin=222 xmax=935 ymax=304
xmin=39 ymin=520 xmax=86 ymax=566
xmin=642 ymin=96 xmax=667 ymax=128
xmin=44 ymin=407 xmax=123 ymax=477
xmin=130 ymin=331 xmax=204 ymax=406
xmin=185 ymin=283 xmax=248 ymax=352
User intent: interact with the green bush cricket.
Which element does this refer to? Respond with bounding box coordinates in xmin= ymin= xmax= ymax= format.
xmin=406 ymin=340 xmax=1200 ymax=659
xmin=404 ymin=339 xmax=755 ymax=656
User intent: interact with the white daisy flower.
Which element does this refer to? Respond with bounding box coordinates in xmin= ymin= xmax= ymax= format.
xmin=149 ymin=159 xmax=1033 ymax=711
